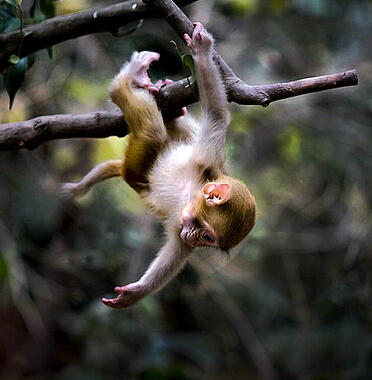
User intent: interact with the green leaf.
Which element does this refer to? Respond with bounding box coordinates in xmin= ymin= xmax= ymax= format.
xmin=8 ymin=54 xmax=20 ymax=64
xmin=182 ymin=54 xmax=197 ymax=85
xmin=3 ymin=54 xmax=35 ymax=109
xmin=170 ymin=41 xmax=197 ymax=87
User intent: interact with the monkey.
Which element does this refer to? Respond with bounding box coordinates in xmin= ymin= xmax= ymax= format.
xmin=61 ymin=23 xmax=256 ymax=308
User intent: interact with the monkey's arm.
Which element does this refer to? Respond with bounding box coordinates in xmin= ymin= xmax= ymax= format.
xmin=184 ymin=23 xmax=229 ymax=158
xmin=101 ymin=234 xmax=193 ymax=309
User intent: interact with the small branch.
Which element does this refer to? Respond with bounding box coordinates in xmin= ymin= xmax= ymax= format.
xmin=0 ymin=0 xmax=196 ymax=72
xmin=144 ymin=0 xmax=358 ymax=107
xmin=158 ymin=70 xmax=358 ymax=109
xmin=225 ymin=69 xmax=358 ymax=106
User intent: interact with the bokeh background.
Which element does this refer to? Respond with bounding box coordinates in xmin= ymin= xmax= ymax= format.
xmin=1 ymin=0 xmax=372 ymax=379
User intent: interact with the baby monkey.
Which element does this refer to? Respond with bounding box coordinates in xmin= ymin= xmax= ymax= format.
xmin=62 ymin=23 xmax=256 ymax=308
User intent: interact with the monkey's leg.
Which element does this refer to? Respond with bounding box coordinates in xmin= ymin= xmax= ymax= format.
xmin=110 ymin=51 xmax=168 ymax=193
xmin=60 ymin=160 xmax=122 ymax=198
xmin=120 ymin=134 xmax=165 ymax=193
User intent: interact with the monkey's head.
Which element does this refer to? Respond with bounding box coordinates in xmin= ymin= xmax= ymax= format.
xmin=180 ymin=176 xmax=256 ymax=251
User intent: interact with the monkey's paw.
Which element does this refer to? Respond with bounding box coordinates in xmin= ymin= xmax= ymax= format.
xmin=101 ymin=284 xmax=143 ymax=309
xmin=184 ymin=22 xmax=214 ymax=58
xmin=127 ymin=51 xmax=162 ymax=94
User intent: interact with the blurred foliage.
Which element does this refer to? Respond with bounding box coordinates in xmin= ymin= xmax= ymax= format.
xmin=1 ymin=0 xmax=372 ymax=379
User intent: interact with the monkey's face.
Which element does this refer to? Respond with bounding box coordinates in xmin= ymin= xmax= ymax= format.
xmin=180 ymin=178 xmax=256 ymax=250
xmin=180 ymin=205 xmax=219 ymax=248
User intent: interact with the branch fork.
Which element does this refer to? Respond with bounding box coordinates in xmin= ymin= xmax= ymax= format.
xmin=0 ymin=0 xmax=358 ymax=150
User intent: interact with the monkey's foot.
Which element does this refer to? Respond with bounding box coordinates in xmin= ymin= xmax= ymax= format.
xmin=101 ymin=284 xmax=143 ymax=309
xmin=184 ymin=22 xmax=214 ymax=58
xmin=126 ymin=51 xmax=162 ymax=94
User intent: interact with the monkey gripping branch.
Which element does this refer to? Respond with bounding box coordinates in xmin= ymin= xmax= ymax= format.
xmin=0 ymin=0 xmax=358 ymax=150
xmin=0 ymin=0 xmax=360 ymax=310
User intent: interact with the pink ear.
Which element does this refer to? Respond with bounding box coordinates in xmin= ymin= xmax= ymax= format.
xmin=202 ymin=182 xmax=231 ymax=206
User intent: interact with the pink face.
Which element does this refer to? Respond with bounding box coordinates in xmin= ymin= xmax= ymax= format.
xmin=180 ymin=207 xmax=218 ymax=248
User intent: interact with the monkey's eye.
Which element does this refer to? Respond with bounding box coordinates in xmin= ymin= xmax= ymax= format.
xmin=203 ymin=232 xmax=215 ymax=244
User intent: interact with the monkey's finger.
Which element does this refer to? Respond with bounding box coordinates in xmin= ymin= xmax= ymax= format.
xmin=101 ymin=296 xmax=126 ymax=309
xmin=101 ymin=297 xmax=117 ymax=307
xmin=184 ymin=33 xmax=192 ymax=46
xmin=114 ymin=286 xmax=127 ymax=292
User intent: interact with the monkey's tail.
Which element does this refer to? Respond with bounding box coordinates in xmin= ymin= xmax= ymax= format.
xmin=60 ymin=160 xmax=122 ymax=198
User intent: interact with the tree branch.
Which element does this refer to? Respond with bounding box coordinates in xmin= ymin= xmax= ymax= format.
xmin=143 ymin=0 xmax=358 ymax=106
xmin=0 ymin=111 xmax=127 ymax=150
xmin=0 ymin=0 xmax=195 ymax=72
xmin=157 ymin=70 xmax=358 ymax=110
xmin=0 ymin=69 xmax=358 ymax=150
xmin=0 ymin=0 xmax=359 ymax=150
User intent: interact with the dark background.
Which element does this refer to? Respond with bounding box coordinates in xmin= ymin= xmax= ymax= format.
xmin=1 ymin=0 xmax=372 ymax=379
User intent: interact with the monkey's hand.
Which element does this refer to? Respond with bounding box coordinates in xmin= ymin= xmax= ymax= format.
xmin=184 ymin=22 xmax=214 ymax=59
xmin=101 ymin=283 xmax=144 ymax=309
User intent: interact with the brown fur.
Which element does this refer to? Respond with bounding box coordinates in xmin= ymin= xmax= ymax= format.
xmin=61 ymin=25 xmax=256 ymax=309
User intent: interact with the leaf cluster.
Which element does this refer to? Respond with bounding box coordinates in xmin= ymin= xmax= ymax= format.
xmin=1 ymin=0 xmax=54 ymax=108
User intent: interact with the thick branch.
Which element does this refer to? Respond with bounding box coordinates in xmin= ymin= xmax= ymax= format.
xmin=0 ymin=111 xmax=127 ymax=150
xmin=0 ymin=0 xmax=195 ymax=72
xmin=0 ymin=69 xmax=358 ymax=150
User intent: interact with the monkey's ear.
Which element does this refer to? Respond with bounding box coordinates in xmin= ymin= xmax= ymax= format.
xmin=202 ymin=182 xmax=231 ymax=206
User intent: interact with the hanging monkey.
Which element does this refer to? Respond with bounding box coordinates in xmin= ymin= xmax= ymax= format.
xmin=61 ymin=23 xmax=256 ymax=308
